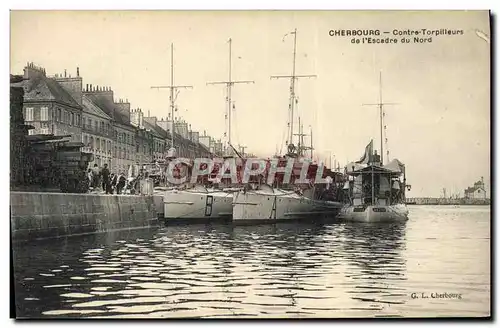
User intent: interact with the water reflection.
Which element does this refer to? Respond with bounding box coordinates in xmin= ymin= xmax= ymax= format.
xmin=340 ymin=222 xmax=407 ymax=316
xmin=13 ymin=207 xmax=490 ymax=318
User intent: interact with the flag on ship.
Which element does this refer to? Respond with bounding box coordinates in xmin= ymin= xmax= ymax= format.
xmin=356 ymin=139 xmax=373 ymax=164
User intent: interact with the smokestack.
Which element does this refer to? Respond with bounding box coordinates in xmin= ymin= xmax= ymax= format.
xmin=77 ymin=67 xmax=80 ymax=77
xmin=64 ymin=69 xmax=67 ymax=77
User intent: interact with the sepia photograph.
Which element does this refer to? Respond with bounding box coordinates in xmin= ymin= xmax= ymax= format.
xmin=9 ymin=9 xmax=491 ymax=319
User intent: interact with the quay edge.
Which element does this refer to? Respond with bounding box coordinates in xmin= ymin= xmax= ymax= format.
xmin=10 ymin=192 xmax=159 ymax=243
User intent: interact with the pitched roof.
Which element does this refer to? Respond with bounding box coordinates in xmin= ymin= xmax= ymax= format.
xmin=465 ymin=186 xmax=485 ymax=193
xmin=82 ymin=95 xmax=112 ymax=120
xmin=144 ymin=120 xmax=167 ymax=139
xmin=84 ymin=93 xmax=134 ymax=129
xmin=199 ymin=143 xmax=210 ymax=154
xmin=23 ymin=75 xmax=80 ymax=108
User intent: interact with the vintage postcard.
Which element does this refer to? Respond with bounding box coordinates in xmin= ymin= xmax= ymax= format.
xmin=10 ymin=10 xmax=491 ymax=319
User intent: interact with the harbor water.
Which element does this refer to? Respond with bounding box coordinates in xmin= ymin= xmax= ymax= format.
xmin=12 ymin=205 xmax=490 ymax=318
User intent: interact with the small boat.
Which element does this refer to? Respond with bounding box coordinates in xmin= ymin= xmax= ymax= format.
xmin=338 ymin=144 xmax=409 ymax=223
xmin=338 ymin=72 xmax=410 ymax=223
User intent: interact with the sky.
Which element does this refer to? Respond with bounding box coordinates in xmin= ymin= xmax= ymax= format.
xmin=10 ymin=10 xmax=490 ymax=197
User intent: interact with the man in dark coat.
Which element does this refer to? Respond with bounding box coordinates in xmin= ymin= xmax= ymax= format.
xmin=101 ymin=164 xmax=111 ymax=194
xmin=116 ymin=172 xmax=126 ymax=194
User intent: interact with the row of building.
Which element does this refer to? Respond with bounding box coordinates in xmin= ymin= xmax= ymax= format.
xmin=18 ymin=63 xmax=245 ymax=174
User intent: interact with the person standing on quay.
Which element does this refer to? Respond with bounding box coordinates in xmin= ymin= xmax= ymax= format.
xmin=91 ymin=164 xmax=100 ymax=190
xmin=116 ymin=172 xmax=126 ymax=194
xmin=110 ymin=173 xmax=117 ymax=194
xmin=87 ymin=169 xmax=93 ymax=191
xmin=101 ymin=163 xmax=111 ymax=194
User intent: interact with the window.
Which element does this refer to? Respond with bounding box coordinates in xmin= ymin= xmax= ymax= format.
xmin=40 ymin=107 xmax=49 ymax=121
xmin=94 ymin=120 xmax=98 ymax=132
xmin=97 ymin=138 xmax=101 ymax=151
xmin=89 ymin=136 xmax=94 ymax=150
xmin=25 ymin=107 xmax=34 ymax=121
xmin=71 ymin=112 xmax=75 ymax=126
xmin=101 ymin=139 xmax=105 ymax=152
xmin=76 ymin=114 xmax=80 ymax=127
xmin=84 ymin=135 xmax=88 ymax=146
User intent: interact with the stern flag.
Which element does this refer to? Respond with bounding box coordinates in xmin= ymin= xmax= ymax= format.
xmin=355 ymin=139 xmax=373 ymax=164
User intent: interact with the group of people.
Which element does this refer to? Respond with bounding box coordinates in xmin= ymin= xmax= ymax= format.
xmin=87 ymin=164 xmax=128 ymax=194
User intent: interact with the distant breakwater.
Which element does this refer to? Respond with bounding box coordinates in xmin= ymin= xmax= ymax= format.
xmin=406 ymin=197 xmax=490 ymax=206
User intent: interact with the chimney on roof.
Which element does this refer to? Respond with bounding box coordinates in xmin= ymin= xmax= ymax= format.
xmin=148 ymin=110 xmax=150 ymax=117
xmin=64 ymin=69 xmax=67 ymax=78
xmin=77 ymin=67 xmax=80 ymax=77
xmin=90 ymin=84 xmax=93 ymax=91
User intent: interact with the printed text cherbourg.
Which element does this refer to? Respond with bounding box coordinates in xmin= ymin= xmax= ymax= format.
xmin=328 ymin=29 xmax=464 ymax=37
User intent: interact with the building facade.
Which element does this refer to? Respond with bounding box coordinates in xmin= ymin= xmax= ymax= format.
xmin=144 ymin=116 xmax=170 ymax=162
xmin=22 ymin=63 xmax=83 ymax=143
xmin=81 ymin=95 xmax=114 ymax=167
xmin=464 ymin=177 xmax=488 ymax=200
xmin=16 ymin=63 xmax=237 ymax=178
xmin=84 ymin=87 xmax=136 ymax=174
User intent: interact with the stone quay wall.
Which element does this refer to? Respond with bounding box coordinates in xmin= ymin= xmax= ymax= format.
xmin=10 ymin=192 xmax=159 ymax=242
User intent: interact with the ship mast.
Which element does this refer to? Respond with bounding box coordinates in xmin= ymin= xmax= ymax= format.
xmin=207 ymin=38 xmax=254 ymax=152
xmin=362 ymin=71 xmax=397 ymax=165
xmin=271 ymin=28 xmax=316 ymax=153
xmin=293 ymin=120 xmax=314 ymax=159
xmin=151 ymin=43 xmax=193 ymax=152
